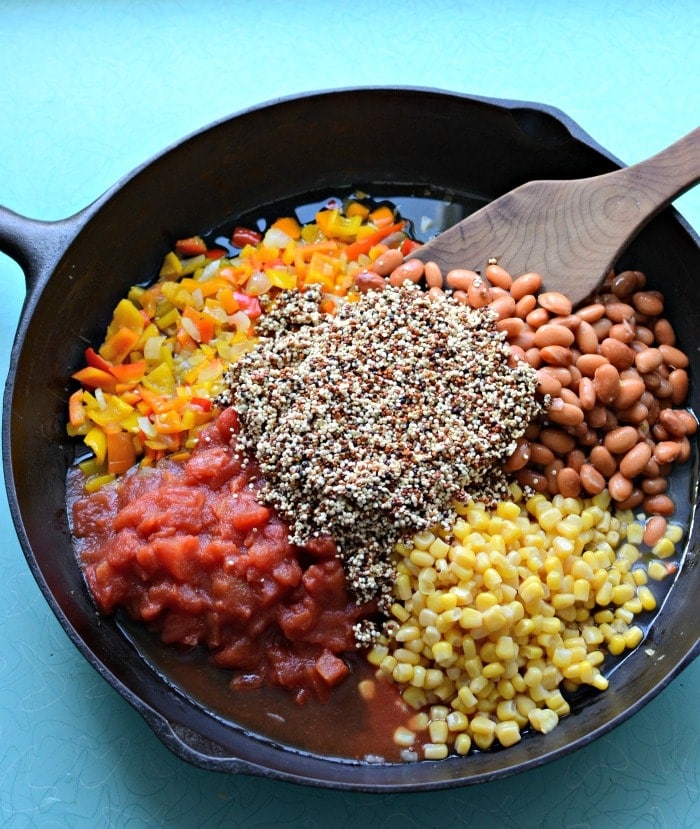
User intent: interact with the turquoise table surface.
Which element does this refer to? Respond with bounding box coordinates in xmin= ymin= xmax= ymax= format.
xmin=1 ymin=2 xmax=699 ymax=826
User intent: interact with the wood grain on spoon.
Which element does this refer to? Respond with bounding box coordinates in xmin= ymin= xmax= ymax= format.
xmin=406 ymin=127 xmax=699 ymax=307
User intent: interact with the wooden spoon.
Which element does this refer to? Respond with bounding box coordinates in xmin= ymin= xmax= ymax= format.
xmin=406 ymin=127 xmax=699 ymax=306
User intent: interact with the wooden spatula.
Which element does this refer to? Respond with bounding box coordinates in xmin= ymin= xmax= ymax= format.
xmin=406 ymin=127 xmax=699 ymax=306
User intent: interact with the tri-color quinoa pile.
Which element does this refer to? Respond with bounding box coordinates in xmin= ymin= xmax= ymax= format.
xmin=216 ymin=283 xmax=541 ymax=631
xmin=66 ymin=195 xmax=695 ymax=762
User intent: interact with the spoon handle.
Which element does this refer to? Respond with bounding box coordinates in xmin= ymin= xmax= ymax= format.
xmin=588 ymin=126 xmax=700 ymax=229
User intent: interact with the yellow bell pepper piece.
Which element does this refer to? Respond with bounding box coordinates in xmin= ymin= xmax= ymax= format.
xmin=84 ymin=426 xmax=107 ymax=465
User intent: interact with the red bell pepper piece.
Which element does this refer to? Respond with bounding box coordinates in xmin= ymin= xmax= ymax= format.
xmin=231 ymin=227 xmax=263 ymax=248
xmin=84 ymin=347 xmax=113 ymax=372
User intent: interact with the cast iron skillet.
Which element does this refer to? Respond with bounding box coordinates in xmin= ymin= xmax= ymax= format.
xmin=1 ymin=88 xmax=698 ymax=792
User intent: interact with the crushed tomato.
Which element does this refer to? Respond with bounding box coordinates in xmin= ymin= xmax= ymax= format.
xmin=68 ymin=406 xmax=377 ymax=704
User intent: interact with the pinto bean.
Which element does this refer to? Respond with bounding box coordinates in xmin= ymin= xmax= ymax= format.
xmin=515 ymin=468 xmax=548 ymax=493
xmin=600 ymin=337 xmax=635 ymax=370
xmin=589 ymin=445 xmax=617 ymax=478
xmin=388 ymin=258 xmax=424 ymax=285
xmin=540 ymin=345 xmax=575 ymax=367
xmin=498 ymin=316 xmax=525 ymax=338
xmin=370 ymin=248 xmax=404 ymax=275
xmin=578 ymin=377 xmax=597 ymax=410
xmin=557 ymin=466 xmax=582 ymax=498
xmin=354 ymin=270 xmax=387 ymax=292
xmin=634 ymin=347 xmax=664 ymax=373
xmin=577 ymin=353 xmax=610 ymax=377
xmin=659 ymin=343 xmax=689 ymax=369
xmin=579 ymin=463 xmax=606 ymax=495
xmin=577 ymin=303 xmax=606 ymax=323
xmin=643 ymin=515 xmax=668 ymax=546
xmin=423 ymin=261 xmax=444 ymax=288
xmin=484 ymin=263 xmax=513 ymax=290
xmin=633 ymin=290 xmax=664 ymax=317
xmin=509 ymin=272 xmax=542 ymax=300
xmin=604 ymin=426 xmax=639 ymax=454
xmin=641 ymin=477 xmax=668 ymax=495
xmin=591 ymin=317 xmax=613 ymax=341
xmin=653 ymin=318 xmax=676 ymax=346
xmin=528 ymin=442 xmax=555 ymax=466
xmin=526 ymin=307 xmax=551 ymax=329
xmin=538 ymin=291 xmax=572 ymax=316
xmin=605 ymin=302 xmax=636 ymax=323
xmin=619 ymin=442 xmax=653 ymax=478
xmin=653 ymin=441 xmax=682 ymax=464
xmin=610 ymin=270 xmax=639 ymax=298
xmin=539 ymin=427 xmax=576 ymax=455
xmin=514 ymin=294 xmax=537 ymax=319
xmin=658 ymin=408 xmax=689 ymax=437
xmin=608 ymin=472 xmax=634 ymax=502
xmin=609 ymin=321 xmax=636 ymax=344
xmin=445 ymin=268 xmax=478 ymax=291
xmin=575 ymin=320 xmax=599 ymax=353
xmin=466 ymin=276 xmax=493 ymax=307
xmin=643 ymin=494 xmax=675 ymax=516
xmin=669 ymin=369 xmax=689 ymax=405
xmin=489 ymin=294 xmax=517 ymax=320
xmin=586 ymin=404 xmax=610 ymax=430
xmin=613 ymin=489 xmax=644 ymax=510
xmin=504 ymin=437 xmax=531 ymax=471
xmin=533 ymin=323 xmax=575 ymax=349
xmin=546 ymin=397 xmax=585 ymax=426
xmin=614 ymin=376 xmax=646 ymax=410
xmin=593 ymin=363 xmax=620 ymax=405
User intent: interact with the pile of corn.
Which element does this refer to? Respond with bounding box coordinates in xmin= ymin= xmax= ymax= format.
xmin=367 ymin=484 xmax=681 ymax=760
xmin=66 ymin=201 xmax=409 ymax=491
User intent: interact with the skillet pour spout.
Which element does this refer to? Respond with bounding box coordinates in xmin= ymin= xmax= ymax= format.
xmin=1 ymin=87 xmax=699 ymax=792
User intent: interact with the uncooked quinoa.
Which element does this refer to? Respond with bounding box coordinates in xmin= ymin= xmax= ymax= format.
xmin=216 ymin=283 xmax=541 ymax=616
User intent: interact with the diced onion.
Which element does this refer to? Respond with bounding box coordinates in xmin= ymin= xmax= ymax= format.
xmin=263 ymin=227 xmax=292 ymax=248
xmin=230 ymin=311 xmax=251 ymax=332
xmin=245 ymin=271 xmax=272 ymax=296
xmin=94 ymin=387 xmax=107 ymax=410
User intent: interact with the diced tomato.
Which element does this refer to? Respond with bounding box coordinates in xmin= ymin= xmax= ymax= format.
xmin=231 ymin=226 xmax=263 ymax=248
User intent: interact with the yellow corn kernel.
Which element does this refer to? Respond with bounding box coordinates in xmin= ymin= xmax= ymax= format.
xmin=454 ymin=733 xmax=472 ymax=755
xmin=611 ymin=583 xmax=635 ymax=605
xmin=394 ymin=648 xmax=421 ymax=666
xmin=596 ymin=581 xmax=614 ymax=605
xmin=607 ymin=634 xmax=626 ymax=656
xmin=457 ymin=685 xmax=478 ymax=710
xmin=392 ymin=662 xmax=415 ymax=684
xmin=423 ymin=743 xmax=449 ymax=760
xmin=538 ymin=507 xmax=564 ymax=533
xmin=424 ymin=668 xmax=445 ymax=690
xmin=402 ymin=686 xmax=428 ymax=710
xmin=651 ymin=538 xmax=675 ymax=559
xmin=637 ymin=585 xmax=656 ymax=611
xmin=393 ymin=726 xmax=416 ymax=747
xmin=432 ymin=641 xmax=455 ymax=667
xmin=427 ymin=717 xmax=449 ymax=743
xmin=429 ymin=537 xmax=451 ymax=560
xmin=647 ymin=560 xmax=670 ymax=581
xmin=529 ymin=708 xmax=559 ymax=734
xmin=481 ymin=605 xmax=508 ymax=632
xmin=623 ymin=626 xmax=644 ymax=649
xmin=665 ymin=523 xmax=683 ymax=544
xmin=379 ymin=655 xmax=398 ymax=674
xmin=394 ymin=572 xmax=413 ymax=601
xmin=412 ymin=530 xmax=436 ymax=551
xmin=495 ymin=720 xmax=522 ymax=747
xmin=545 ymin=690 xmax=570 ymax=717
xmin=410 ymin=549 xmax=435 ymax=569
xmin=591 ymin=672 xmax=609 ymax=690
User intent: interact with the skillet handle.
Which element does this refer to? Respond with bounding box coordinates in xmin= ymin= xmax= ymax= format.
xmin=0 ymin=205 xmax=84 ymax=294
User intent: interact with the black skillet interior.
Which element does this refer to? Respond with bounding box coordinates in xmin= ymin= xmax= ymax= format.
xmin=3 ymin=88 xmax=699 ymax=791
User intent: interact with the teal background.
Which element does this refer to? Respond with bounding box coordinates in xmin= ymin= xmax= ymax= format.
xmin=1 ymin=2 xmax=698 ymax=826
